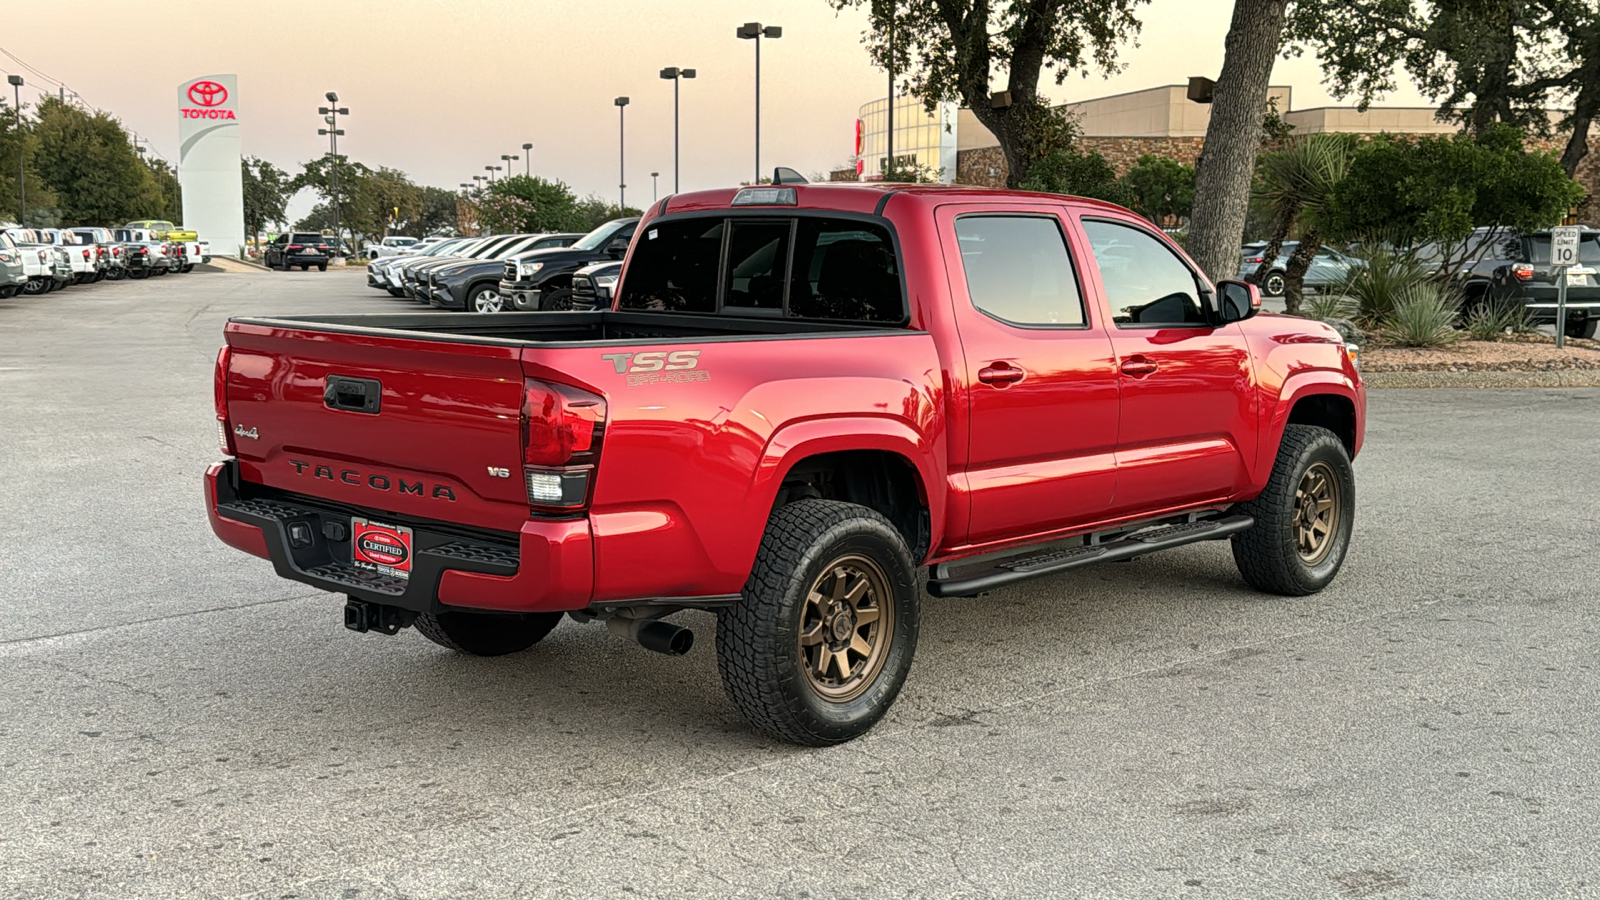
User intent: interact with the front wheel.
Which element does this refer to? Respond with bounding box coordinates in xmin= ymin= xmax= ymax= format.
xmin=717 ymin=500 xmax=920 ymax=746
xmin=414 ymin=610 xmax=563 ymax=656
xmin=469 ymin=285 xmax=503 ymax=313
xmin=1231 ymin=424 xmax=1355 ymax=595
xmin=541 ymin=287 xmax=573 ymax=311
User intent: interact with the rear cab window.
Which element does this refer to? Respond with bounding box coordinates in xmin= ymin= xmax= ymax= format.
xmin=619 ymin=215 xmax=903 ymax=323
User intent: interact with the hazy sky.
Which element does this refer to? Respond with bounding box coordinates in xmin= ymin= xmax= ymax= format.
xmin=2 ymin=0 xmax=1428 ymax=221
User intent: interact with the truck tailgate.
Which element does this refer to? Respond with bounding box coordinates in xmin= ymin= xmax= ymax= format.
xmin=224 ymin=321 xmax=531 ymax=533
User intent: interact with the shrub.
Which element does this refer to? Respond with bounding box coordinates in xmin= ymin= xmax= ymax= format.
xmin=1302 ymin=292 xmax=1356 ymax=320
xmin=1330 ymin=249 xmax=1438 ymax=323
xmin=1382 ymin=286 xmax=1461 ymax=347
xmin=1463 ymin=301 xmax=1532 ymax=341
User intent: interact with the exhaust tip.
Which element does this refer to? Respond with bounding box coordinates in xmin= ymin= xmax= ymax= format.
xmin=606 ymin=616 xmax=694 ymax=656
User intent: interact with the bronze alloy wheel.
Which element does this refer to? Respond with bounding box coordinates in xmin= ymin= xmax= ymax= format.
xmin=798 ymin=554 xmax=895 ymax=702
xmin=1294 ymin=461 xmax=1341 ymax=565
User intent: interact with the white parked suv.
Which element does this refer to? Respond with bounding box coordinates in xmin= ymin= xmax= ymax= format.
xmin=365 ymin=235 xmax=420 ymax=259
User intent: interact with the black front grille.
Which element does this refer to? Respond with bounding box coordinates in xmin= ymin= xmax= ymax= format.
xmin=570 ymin=275 xmax=599 ymax=310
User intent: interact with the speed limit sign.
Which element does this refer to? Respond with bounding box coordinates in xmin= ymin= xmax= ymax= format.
xmin=1552 ymin=225 xmax=1582 ymax=267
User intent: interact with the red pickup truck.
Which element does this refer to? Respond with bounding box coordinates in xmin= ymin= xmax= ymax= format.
xmin=206 ymin=183 xmax=1364 ymax=745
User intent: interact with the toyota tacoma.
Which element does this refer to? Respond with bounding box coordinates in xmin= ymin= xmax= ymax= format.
xmin=206 ymin=182 xmax=1365 ymax=745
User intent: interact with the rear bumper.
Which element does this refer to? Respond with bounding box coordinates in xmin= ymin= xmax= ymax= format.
xmin=205 ymin=460 xmax=595 ymax=613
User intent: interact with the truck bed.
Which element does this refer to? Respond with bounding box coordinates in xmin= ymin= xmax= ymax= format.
xmin=230 ymin=310 xmax=908 ymax=347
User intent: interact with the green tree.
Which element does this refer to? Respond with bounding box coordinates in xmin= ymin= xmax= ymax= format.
xmin=1118 ymin=154 xmax=1196 ymax=224
xmin=574 ymin=194 xmax=641 ymax=230
xmin=0 ymin=99 xmax=56 ymax=226
xmin=829 ymin=0 xmax=1147 ymax=189
xmin=1250 ymin=133 xmax=1357 ymax=312
xmin=30 ymin=97 xmax=162 ymax=225
xmin=406 ymin=186 xmax=460 ymax=236
xmin=1019 ymin=142 xmax=1134 ymax=207
xmin=1322 ymin=125 xmax=1584 ymax=271
xmin=242 ymin=157 xmax=291 ymax=249
xmin=143 ymin=158 xmax=182 ymax=223
xmin=475 ymin=175 xmax=587 ymax=234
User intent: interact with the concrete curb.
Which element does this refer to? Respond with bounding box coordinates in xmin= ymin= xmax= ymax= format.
xmin=206 ymin=256 xmax=271 ymax=273
xmin=1365 ymin=369 xmax=1600 ymax=389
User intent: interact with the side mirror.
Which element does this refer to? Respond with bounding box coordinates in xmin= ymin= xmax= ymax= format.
xmin=605 ymin=237 xmax=630 ymax=258
xmin=1216 ymin=279 xmax=1261 ymax=323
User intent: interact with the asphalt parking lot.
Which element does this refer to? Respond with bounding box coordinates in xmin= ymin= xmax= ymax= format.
xmin=2 ymin=268 xmax=1597 ymax=899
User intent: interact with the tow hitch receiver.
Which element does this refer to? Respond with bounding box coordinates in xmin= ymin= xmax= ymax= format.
xmin=343 ymin=598 xmax=416 ymax=635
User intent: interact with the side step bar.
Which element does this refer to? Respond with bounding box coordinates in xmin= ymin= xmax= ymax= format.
xmin=927 ymin=514 xmax=1255 ymax=598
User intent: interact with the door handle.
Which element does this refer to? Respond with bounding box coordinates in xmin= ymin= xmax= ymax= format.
xmin=978 ymin=362 xmax=1025 ymax=386
xmin=1119 ymin=356 xmax=1158 ymax=378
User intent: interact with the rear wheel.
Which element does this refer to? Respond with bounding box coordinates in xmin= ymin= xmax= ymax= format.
xmin=717 ymin=500 xmax=920 ymax=746
xmin=414 ymin=610 xmax=563 ymax=656
xmin=387 ymin=287 xmax=406 ymax=298
xmin=22 ymin=277 xmax=49 ymax=295
xmin=1565 ymin=316 xmax=1598 ymax=340
xmin=318 ymin=264 xmax=328 ymax=272
xmin=128 ymin=268 xmax=149 ymax=280
xmin=300 ymin=264 xmax=310 ymax=271
xmin=107 ymin=267 xmax=126 ymax=281
xmin=1231 ymin=424 xmax=1355 ymax=595
xmin=1261 ymin=271 xmax=1287 ymax=297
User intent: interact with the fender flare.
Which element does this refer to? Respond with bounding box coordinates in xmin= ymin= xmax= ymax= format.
xmin=749 ymin=415 xmax=946 ymax=563
xmin=1260 ymin=373 xmax=1362 ymax=476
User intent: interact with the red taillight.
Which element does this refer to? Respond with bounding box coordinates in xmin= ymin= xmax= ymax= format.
xmin=521 ymin=380 xmax=606 ymax=511
xmin=82 ymin=248 xmax=90 ymax=260
xmin=1512 ymin=264 xmax=1534 ymax=280
xmin=288 ymin=244 xmax=303 ymax=252
xmin=1247 ymin=256 xmax=1264 ymax=263
xmin=214 ymin=346 xmax=233 ymax=455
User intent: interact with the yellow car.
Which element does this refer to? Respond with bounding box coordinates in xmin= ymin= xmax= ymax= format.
xmin=124 ymin=219 xmax=199 ymax=242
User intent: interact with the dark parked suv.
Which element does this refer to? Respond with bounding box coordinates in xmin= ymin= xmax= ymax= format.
xmin=264 ymin=233 xmax=333 ymax=271
xmin=1459 ymin=229 xmax=1600 ymax=339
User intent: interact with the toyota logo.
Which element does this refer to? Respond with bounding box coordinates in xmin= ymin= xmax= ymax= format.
xmin=187 ymin=81 xmax=228 ymax=107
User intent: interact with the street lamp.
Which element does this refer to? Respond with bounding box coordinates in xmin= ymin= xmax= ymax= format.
xmin=614 ymin=96 xmax=629 ymax=209
xmin=658 ymin=66 xmax=696 ymax=193
xmin=501 ymin=153 xmax=519 ymax=177
xmin=651 ymin=172 xmax=660 ymax=202
xmin=735 ymin=22 xmax=781 ymax=183
xmin=317 ymin=91 xmax=349 ymax=257
xmin=521 ymin=142 xmax=533 ymax=176
xmin=485 ymin=164 xmax=501 ymax=183
xmin=8 ymin=75 xmax=22 ymax=223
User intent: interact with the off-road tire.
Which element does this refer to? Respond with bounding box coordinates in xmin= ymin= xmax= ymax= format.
xmin=414 ymin=610 xmax=563 ymax=656
xmin=717 ymin=500 xmax=919 ymax=746
xmin=1231 ymin=424 xmax=1355 ymax=596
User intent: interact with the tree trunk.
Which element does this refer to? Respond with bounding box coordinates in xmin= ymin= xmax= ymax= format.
xmin=1560 ymin=66 xmax=1597 ymax=178
xmin=1282 ymin=228 xmax=1319 ymax=315
xmin=1251 ymin=201 xmax=1298 ymax=284
xmin=1187 ymin=0 xmax=1291 ymax=284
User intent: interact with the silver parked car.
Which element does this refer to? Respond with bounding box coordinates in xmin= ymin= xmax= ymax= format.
xmin=1238 ymin=242 xmax=1364 ymax=297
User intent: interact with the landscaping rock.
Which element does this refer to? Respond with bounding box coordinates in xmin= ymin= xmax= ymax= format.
xmin=1322 ymin=317 xmax=1366 ymax=344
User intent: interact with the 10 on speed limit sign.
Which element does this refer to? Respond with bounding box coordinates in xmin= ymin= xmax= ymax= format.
xmin=1552 ymin=225 xmax=1582 ymax=267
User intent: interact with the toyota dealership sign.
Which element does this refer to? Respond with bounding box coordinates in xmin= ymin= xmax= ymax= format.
xmin=176 ymin=74 xmax=245 ymax=256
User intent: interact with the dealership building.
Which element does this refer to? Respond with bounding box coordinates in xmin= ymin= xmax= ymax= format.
xmin=844 ymin=83 xmax=1597 ymax=213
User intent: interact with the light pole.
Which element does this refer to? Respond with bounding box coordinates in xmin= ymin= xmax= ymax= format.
xmin=7 ymin=75 xmax=21 ymax=224
xmin=614 ymin=96 xmax=629 ymax=209
xmin=521 ymin=142 xmax=533 ymax=176
xmin=884 ymin=1 xmax=895 ymax=180
xmin=651 ymin=172 xmax=660 ymax=202
xmin=658 ymin=67 xmax=696 ymax=193
xmin=317 ymin=92 xmax=348 ymax=255
xmin=501 ymin=153 xmax=519 ymax=177
xmin=736 ymin=22 xmax=782 ymax=183
xmin=485 ymin=164 xmax=501 ymax=183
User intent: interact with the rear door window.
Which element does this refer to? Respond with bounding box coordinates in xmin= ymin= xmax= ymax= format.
xmin=953 ymin=215 xmax=1085 ymax=326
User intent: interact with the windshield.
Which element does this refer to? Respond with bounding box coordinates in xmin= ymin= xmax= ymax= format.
xmin=573 ymin=221 xmax=627 ymax=252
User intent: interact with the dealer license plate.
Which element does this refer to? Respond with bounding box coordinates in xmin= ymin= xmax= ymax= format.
xmin=351 ymin=518 xmax=413 ymax=580
xmin=1567 ymin=270 xmax=1587 ymax=286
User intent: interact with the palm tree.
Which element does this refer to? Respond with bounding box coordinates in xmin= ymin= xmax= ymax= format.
xmin=1250 ymin=134 xmax=1357 ymax=314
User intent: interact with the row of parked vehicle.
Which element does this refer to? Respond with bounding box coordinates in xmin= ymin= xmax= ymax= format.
xmin=364 ymin=218 xmax=637 ymax=313
xmin=0 ymin=223 xmax=211 ymax=298
xmin=1237 ymin=227 xmax=1599 ymax=338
